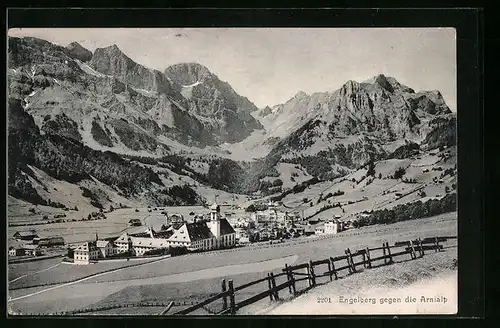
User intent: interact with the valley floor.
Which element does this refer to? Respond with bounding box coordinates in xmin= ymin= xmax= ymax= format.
xmin=7 ymin=212 xmax=457 ymax=316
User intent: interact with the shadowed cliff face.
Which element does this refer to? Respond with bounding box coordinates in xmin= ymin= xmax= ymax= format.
xmin=66 ymin=42 xmax=92 ymax=62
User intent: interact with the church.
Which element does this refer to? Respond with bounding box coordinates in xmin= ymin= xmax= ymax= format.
xmin=168 ymin=202 xmax=236 ymax=251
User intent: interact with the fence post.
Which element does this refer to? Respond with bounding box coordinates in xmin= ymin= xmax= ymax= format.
xmin=159 ymin=301 xmax=174 ymax=315
xmin=409 ymin=240 xmax=416 ymax=260
xmin=382 ymin=243 xmax=387 ymax=265
xmin=386 ymin=242 xmax=393 ymax=264
xmin=228 ymin=280 xmax=236 ymax=315
xmin=347 ymin=248 xmax=356 ymax=273
xmin=290 ymin=269 xmax=297 ymax=295
xmin=345 ymin=249 xmax=352 ymax=274
xmin=270 ymin=272 xmax=279 ymax=300
xmin=417 ymin=238 xmax=424 ymax=257
xmin=329 ymin=257 xmax=338 ymax=280
xmin=361 ymin=251 xmax=366 ymax=268
xmin=365 ymin=247 xmax=372 ymax=269
xmin=267 ymin=273 xmax=274 ymax=301
xmin=327 ymin=258 xmax=333 ymax=281
xmin=309 ymin=259 xmax=316 ymax=286
xmin=435 ymin=236 xmax=441 ymax=252
xmin=285 ymin=264 xmax=293 ymax=294
xmin=221 ymin=278 xmax=227 ymax=310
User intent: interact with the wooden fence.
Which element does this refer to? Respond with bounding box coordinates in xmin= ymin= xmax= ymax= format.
xmin=165 ymin=235 xmax=456 ymax=316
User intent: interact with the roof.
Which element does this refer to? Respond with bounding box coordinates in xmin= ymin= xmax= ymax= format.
xmin=131 ymin=237 xmax=169 ymax=248
xmin=154 ymin=230 xmax=174 ymax=239
xmin=96 ymin=240 xmax=111 ymax=248
xmin=115 ymin=233 xmax=131 ymax=243
xmin=220 ymin=218 xmax=235 ymax=235
xmin=210 ymin=202 xmax=220 ymax=211
xmin=23 ymin=244 xmax=40 ymax=250
xmin=14 ymin=231 xmax=38 ymax=237
xmin=75 ymin=242 xmax=99 ymax=252
xmin=185 ymin=221 xmax=215 ymax=241
xmin=129 ymin=226 xmax=155 ymax=238
xmin=38 ymin=237 xmax=65 ymax=245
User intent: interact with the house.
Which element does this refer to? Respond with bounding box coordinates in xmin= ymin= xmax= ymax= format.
xmin=13 ymin=230 xmax=38 ymax=241
xmin=96 ymin=240 xmax=116 ymax=258
xmin=252 ymin=209 xmax=279 ymax=223
xmin=114 ymin=233 xmax=134 ymax=254
xmin=128 ymin=219 xmax=142 ymax=227
xmin=168 ymin=214 xmax=185 ymax=225
xmin=315 ymin=225 xmax=325 ymax=234
xmin=74 ymin=242 xmax=100 ymax=265
xmin=324 ymin=220 xmax=343 ymax=234
xmin=23 ymin=244 xmax=43 ymax=257
xmin=304 ymin=225 xmax=316 ymax=236
xmin=8 ymin=247 xmax=26 ymax=256
xmin=36 ymin=236 xmax=65 ymax=248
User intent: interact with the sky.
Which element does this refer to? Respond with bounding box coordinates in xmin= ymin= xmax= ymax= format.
xmin=8 ymin=28 xmax=456 ymax=111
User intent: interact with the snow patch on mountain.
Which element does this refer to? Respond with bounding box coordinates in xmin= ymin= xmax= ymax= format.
xmin=75 ymin=59 xmax=110 ymax=78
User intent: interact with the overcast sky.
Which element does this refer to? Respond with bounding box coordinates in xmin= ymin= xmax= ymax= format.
xmin=8 ymin=28 xmax=456 ymax=111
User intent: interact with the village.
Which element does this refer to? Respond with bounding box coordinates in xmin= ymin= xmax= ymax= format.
xmin=9 ymin=200 xmax=350 ymax=265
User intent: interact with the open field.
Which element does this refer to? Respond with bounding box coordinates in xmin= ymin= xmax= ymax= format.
xmin=8 ymin=256 xmax=169 ymax=290
xmin=8 ymin=257 xmax=63 ymax=281
xmin=8 ymin=212 xmax=456 ymax=315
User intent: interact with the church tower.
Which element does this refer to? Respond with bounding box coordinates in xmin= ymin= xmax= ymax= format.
xmin=209 ymin=201 xmax=221 ymax=246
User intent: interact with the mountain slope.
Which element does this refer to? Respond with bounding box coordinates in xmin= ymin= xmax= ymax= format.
xmin=242 ymin=74 xmax=456 ymax=191
xmin=7 ymin=97 xmax=206 ymax=209
xmin=8 ymin=36 xmax=264 ymax=155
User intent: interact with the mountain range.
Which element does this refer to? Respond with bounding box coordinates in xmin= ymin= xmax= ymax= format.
xmin=7 ymin=36 xmax=456 ymax=210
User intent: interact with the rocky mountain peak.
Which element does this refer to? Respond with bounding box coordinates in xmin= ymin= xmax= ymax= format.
xmin=65 ymin=41 xmax=92 ymax=62
xmin=164 ymin=62 xmax=213 ymax=86
xmin=339 ymin=80 xmax=360 ymax=96
xmin=372 ymin=74 xmax=394 ymax=92
xmin=293 ymin=91 xmax=308 ymax=99
xmin=363 ymin=74 xmax=415 ymax=94
xmin=258 ymin=105 xmax=273 ymax=117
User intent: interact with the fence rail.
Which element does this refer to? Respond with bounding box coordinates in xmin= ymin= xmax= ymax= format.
xmin=162 ymin=235 xmax=456 ymax=316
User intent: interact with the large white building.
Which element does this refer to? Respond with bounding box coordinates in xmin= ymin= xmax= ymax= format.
xmin=168 ymin=202 xmax=236 ymax=251
xmin=74 ymin=242 xmax=100 ymax=265
xmin=112 ymin=202 xmax=236 ymax=255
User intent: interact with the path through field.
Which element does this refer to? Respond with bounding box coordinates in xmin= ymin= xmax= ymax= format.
xmin=9 ymin=263 xmax=61 ymax=283
xmin=8 ymin=255 xmax=298 ymax=314
xmin=8 ymin=212 xmax=457 ymax=315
